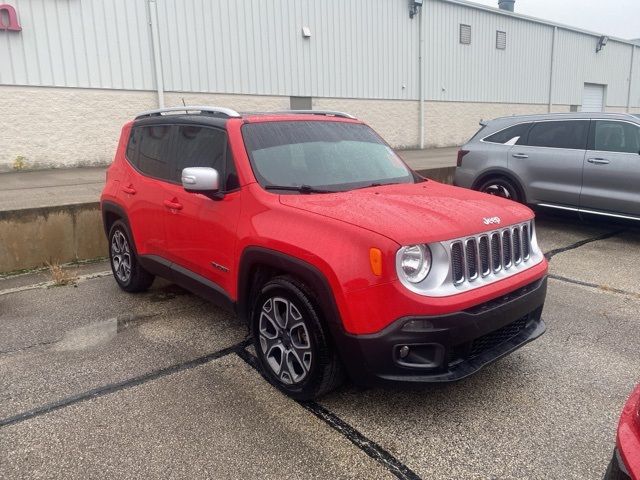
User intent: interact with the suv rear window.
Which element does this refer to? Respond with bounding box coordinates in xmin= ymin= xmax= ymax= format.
xmin=524 ymin=121 xmax=588 ymax=150
xmin=242 ymin=121 xmax=414 ymax=192
xmin=483 ymin=123 xmax=533 ymax=145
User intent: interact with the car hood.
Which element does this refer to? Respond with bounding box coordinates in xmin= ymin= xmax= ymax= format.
xmin=279 ymin=181 xmax=534 ymax=245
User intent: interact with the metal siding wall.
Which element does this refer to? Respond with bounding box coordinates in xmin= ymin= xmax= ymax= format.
xmin=552 ymin=30 xmax=633 ymax=107
xmin=154 ymin=0 xmax=418 ymax=99
xmin=0 ymin=0 xmax=153 ymax=89
xmin=423 ymin=0 xmax=553 ymax=104
xmin=0 ymin=0 xmax=637 ymax=105
xmin=630 ymin=46 xmax=640 ymax=108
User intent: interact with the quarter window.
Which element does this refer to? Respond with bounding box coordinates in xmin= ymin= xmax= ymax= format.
xmin=483 ymin=123 xmax=533 ymax=145
xmin=524 ymin=121 xmax=589 ymax=150
xmin=138 ymin=125 xmax=172 ymax=180
xmin=126 ymin=127 xmax=141 ymax=167
xmin=591 ymin=121 xmax=640 ymax=154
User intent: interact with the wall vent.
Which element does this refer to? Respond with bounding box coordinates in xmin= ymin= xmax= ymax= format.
xmin=460 ymin=24 xmax=471 ymax=44
xmin=496 ymin=31 xmax=507 ymax=49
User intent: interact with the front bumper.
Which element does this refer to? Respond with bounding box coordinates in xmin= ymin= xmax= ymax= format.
xmin=333 ymin=276 xmax=547 ymax=386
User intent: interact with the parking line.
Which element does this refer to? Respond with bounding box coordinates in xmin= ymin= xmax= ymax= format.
xmin=236 ymin=348 xmax=422 ymax=480
xmin=544 ymin=230 xmax=624 ymax=260
xmin=0 ymin=339 xmax=251 ymax=428
xmin=549 ymin=274 xmax=639 ymax=298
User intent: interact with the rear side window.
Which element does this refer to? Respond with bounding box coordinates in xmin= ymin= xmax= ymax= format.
xmin=138 ymin=125 xmax=173 ymax=180
xmin=171 ymin=126 xmax=226 ymax=183
xmin=126 ymin=127 xmax=141 ymax=166
xmin=483 ymin=123 xmax=533 ymax=145
xmin=524 ymin=121 xmax=588 ymax=150
xmin=590 ymin=120 xmax=640 ymax=154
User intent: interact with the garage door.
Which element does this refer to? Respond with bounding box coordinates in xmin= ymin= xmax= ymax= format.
xmin=581 ymin=83 xmax=604 ymax=112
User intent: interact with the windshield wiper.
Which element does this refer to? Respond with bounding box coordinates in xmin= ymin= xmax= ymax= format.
xmin=264 ymin=184 xmax=335 ymax=194
xmin=351 ymin=182 xmax=400 ymax=191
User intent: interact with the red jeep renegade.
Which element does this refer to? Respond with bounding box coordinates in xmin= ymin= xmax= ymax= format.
xmin=101 ymin=106 xmax=548 ymax=400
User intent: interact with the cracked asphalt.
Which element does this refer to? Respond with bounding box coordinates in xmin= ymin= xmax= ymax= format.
xmin=1 ymin=212 xmax=639 ymax=479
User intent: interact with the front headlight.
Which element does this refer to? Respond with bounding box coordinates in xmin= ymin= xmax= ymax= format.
xmin=398 ymin=244 xmax=431 ymax=283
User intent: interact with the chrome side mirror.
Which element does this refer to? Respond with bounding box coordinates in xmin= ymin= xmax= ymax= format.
xmin=181 ymin=167 xmax=220 ymax=192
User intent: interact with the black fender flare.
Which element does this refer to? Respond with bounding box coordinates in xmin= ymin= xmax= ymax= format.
xmin=236 ymin=246 xmax=342 ymax=331
xmin=101 ymin=201 xmax=130 ymax=235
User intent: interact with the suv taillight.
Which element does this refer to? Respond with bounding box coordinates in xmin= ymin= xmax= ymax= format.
xmin=457 ymin=149 xmax=469 ymax=167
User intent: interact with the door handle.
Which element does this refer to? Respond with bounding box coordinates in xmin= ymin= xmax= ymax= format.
xmin=122 ymin=184 xmax=137 ymax=195
xmin=163 ymin=199 xmax=183 ymax=211
xmin=587 ymin=158 xmax=610 ymax=165
xmin=512 ymin=153 xmax=528 ymax=159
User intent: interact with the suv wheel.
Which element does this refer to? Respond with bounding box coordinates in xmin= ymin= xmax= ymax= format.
xmin=251 ymin=276 xmax=343 ymax=400
xmin=108 ymin=220 xmax=155 ymax=292
xmin=477 ymin=177 xmax=521 ymax=202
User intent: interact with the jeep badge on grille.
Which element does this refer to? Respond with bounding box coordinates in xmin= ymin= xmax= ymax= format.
xmin=483 ymin=216 xmax=501 ymax=225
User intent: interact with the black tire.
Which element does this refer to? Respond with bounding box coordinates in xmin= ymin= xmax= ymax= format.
xmin=108 ymin=220 xmax=155 ymax=293
xmin=477 ymin=176 xmax=522 ymax=203
xmin=603 ymin=450 xmax=629 ymax=480
xmin=251 ymin=275 xmax=343 ymax=400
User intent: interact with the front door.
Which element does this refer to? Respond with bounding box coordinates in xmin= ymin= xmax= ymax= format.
xmin=508 ymin=120 xmax=589 ymax=207
xmin=161 ymin=125 xmax=242 ymax=296
xmin=580 ymin=119 xmax=640 ymax=218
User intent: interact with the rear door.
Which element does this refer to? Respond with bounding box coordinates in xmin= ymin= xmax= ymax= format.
xmin=580 ymin=119 xmax=640 ymax=217
xmin=120 ymin=124 xmax=174 ymax=256
xmin=508 ymin=120 xmax=589 ymax=206
xmin=161 ymin=125 xmax=242 ymax=294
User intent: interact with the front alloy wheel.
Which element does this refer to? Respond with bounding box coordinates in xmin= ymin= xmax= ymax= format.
xmin=251 ymin=276 xmax=343 ymax=400
xmin=258 ymin=297 xmax=312 ymax=385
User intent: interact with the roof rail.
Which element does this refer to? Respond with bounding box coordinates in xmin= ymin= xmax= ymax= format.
xmin=271 ymin=110 xmax=357 ymax=119
xmin=135 ymin=105 xmax=241 ymax=120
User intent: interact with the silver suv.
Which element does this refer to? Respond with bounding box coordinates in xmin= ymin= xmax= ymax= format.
xmin=454 ymin=113 xmax=640 ymax=221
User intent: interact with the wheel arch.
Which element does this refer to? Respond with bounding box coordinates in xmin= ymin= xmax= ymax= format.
xmin=472 ymin=169 xmax=528 ymax=203
xmin=101 ymin=201 xmax=130 ymax=236
xmin=237 ymin=247 xmax=342 ymax=332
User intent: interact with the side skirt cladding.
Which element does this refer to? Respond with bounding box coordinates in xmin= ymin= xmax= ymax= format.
xmin=138 ymin=255 xmax=236 ymax=313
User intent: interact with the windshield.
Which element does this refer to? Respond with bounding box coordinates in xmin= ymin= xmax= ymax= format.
xmin=242 ymin=121 xmax=415 ymax=192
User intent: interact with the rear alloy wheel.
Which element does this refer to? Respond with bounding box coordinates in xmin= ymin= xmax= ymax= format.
xmin=108 ymin=220 xmax=155 ymax=293
xmin=477 ymin=177 xmax=521 ymax=202
xmin=251 ymin=276 xmax=343 ymax=400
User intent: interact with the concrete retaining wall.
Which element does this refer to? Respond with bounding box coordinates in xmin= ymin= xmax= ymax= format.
xmin=0 ymin=203 xmax=107 ymax=273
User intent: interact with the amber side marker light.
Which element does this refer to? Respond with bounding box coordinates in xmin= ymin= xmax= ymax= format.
xmin=369 ymin=248 xmax=383 ymax=276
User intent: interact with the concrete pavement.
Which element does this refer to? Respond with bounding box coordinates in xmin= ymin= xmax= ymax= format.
xmin=1 ymin=213 xmax=638 ymax=479
xmin=0 ymin=148 xmax=458 ymax=212
xmin=0 ymin=167 xmax=105 ymax=212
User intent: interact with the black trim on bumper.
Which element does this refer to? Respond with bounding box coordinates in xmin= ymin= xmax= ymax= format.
xmin=332 ymin=276 xmax=547 ymax=386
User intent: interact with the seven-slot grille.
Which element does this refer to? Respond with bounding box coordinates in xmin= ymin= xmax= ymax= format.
xmin=451 ymin=222 xmax=532 ymax=285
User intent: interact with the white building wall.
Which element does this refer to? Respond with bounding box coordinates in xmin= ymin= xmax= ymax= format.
xmin=552 ymin=31 xmax=636 ymax=107
xmin=0 ymin=0 xmax=154 ymax=90
xmin=423 ymin=0 xmax=553 ymax=104
xmin=2 ymin=0 xmax=637 ymax=106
